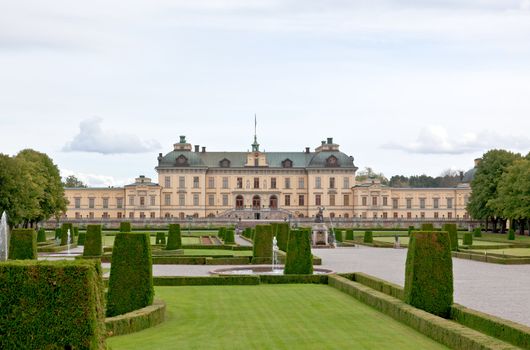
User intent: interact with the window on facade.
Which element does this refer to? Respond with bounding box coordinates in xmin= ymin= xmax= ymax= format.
xmin=193 ymin=176 xmax=199 ymax=188
xmin=102 ymin=212 xmax=109 ymax=219
xmin=89 ymin=212 xmax=94 ymax=219
xmin=150 ymin=212 xmax=155 ymax=218
xmin=129 ymin=196 xmax=134 ymax=206
xmin=179 ymin=194 xmax=185 ymax=206
xmin=117 ymin=197 xmax=123 ymax=209
xmin=193 ymin=194 xmax=199 ymax=206
xmin=362 ymin=197 xmax=367 ymax=206
xmin=179 ymin=176 xmax=185 ymax=188
xmin=433 ymin=198 xmax=439 ymax=209
xmin=315 ymin=194 xmax=321 ymax=206
xmin=343 ymin=177 xmax=349 ymax=189
xmin=407 ymin=212 xmax=412 ymax=219
xmin=299 ymin=195 xmax=305 ymax=206
xmin=222 ymin=177 xmax=229 ymax=189
xmin=140 ymin=212 xmax=145 ymax=219
xmin=208 ymin=194 xmax=214 ymax=206
xmin=284 ymin=195 xmax=291 ymax=206
xmin=89 ymin=198 xmax=95 ymax=209
xmin=285 ymin=178 xmax=291 ymax=189
xmin=421 ymin=212 xmax=425 ymax=219
xmin=208 ymin=177 xmax=214 ymax=189
xmin=254 ymin=158 xmax=259 ymax=167
xmin=419 ymin=198 xmax=425 ymax=209
xmin=102 ymin=198 xmax=109 ymax=209
xmin=129 ymin=212 xmax=134 ymax=218
xmin=237 ymin=177 xmax=243 ymax=189
xmin=117 ymin=212 xmax=123 ymax=218
xmin=434 ymin=212 xmax=439 ymax=218
xmin=372 ymin=197 xmax=377 ymax=206
xmin=271 ymin=177 xmax=276 ymax=189
xmin=254 ymin=177 xmax=259 ymax=189
xmin=298 ymin=177 xmax=305 ymax=189
xmin=150 ymin=195 xmax=156 ymax=206
xmin=393 ymin=212 xmax=398 ymax=218
xmin=392 ymin=198 xmax=398 ymax=209
xmin=315 ymin=177 xmax=321 ymax=189
xmin=447 ymin=198 xmax=453 ymax=209
xmin=222 ymin=194 xmax=228 ymax=206
xmin=344 ymin=194 xmax=350 ymax=206
xmin=140 ymin=197 xmax=145 ymax=206
xmin=382 ymin=197 xmax=388 ymax=206
xmin=406 ymin=198 xmax=412 ymax=209
xmin=383 ymin=212 xmax=388 ymax=219
xmin=329 ymin=194 xmax=335 ymax=206
xmin=164 ymin=193 xmax=171 ymax=206
xmin=75 ymin=212 xmax=81 ymax=219
xmin=329 ymin=177 xmax=335 ymax=189
xmin=165 ymin=176 xmax=171 ymax=188
xmin=75 ymin=197 xmax=81 ymax=209
xmin=448 ymin=212 xmax=453 ymax=219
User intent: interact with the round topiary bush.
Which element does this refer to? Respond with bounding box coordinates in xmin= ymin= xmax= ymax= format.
xmin=119 ymin=222 xmax=131 ymax=233
xmin=363 ymin=231 xmax=373 ymax=243
xmin=276 ymin=223 xmax=290 ymax=252
xmin=284 ymin=229 xmax=313 ymax=275
xmin=345 ymin=229 xmax=354 ymax=241
xmin=106 ymin=233 xmax=154 ymax=317
xmin=442 ymin=223 xmax=458 ymax=251
xmin=404 ymin=231 xmax=453 ymax=318
xmin=83 ymin=225 xmax=102 ymax=257
xmin=420 ymin=223 xmax=434 ymax=231
xmin=61 ymin=223 xmax=74 ymax=245
xmin=508 ymin=228 xmax=515 ymax=240
xmin=155 ymin=232 xmax=166 ymax=245
xmin=37 ymin=228 xmax=46 ymax=243
xmin=463 ymin=232 xmax=473 ymax=245
xmin=473 ymin=227 xmax=482 ymax=237
xmin=252 ymin=225 xmax=273 ymax=261
xmin=8 ymin=229 xmax=37 ymax=260
xmin=166 ymin=224 xmax=182 ymax=250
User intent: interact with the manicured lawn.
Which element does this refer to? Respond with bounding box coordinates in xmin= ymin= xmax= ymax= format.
xmin=374 ymin=236 xmax=510 ymax=247
xmin=472 ymin=232 xmax=530 ymax=243
xmin=468 ymin=248 xmax=530 ymax=257
xmin=107 ymin=285 xmax=447 ymax=350
xmin=102 ymin=235 xmax=202 ymax=246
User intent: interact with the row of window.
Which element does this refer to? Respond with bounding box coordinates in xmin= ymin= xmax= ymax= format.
xmin=359 ymin=211 xmax=467 ymax=219
xmin=73 ymin=196 xmax=157 ymax=209
xmin=164 ymin=176 xmax=351 ymax=190
xmin=360 ymin=197 xmax=455 ymax=209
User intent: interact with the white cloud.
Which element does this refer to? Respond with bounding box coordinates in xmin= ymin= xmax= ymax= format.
xmin=63 ymin=117 xmax=161 ymax=154
xmin=382 ymin=126 xmax=530 ymax=154
xmin=61 ymin=168 xmax=134 ymax=187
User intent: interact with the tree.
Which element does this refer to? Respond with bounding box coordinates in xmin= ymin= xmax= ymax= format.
xmin=467 ymin=149 xmax=521 ymax=232
xmin=355 ymin=167 xmax=388 ymax=185
xmin=62 ymin=175 xmax=87 ymax=188
xmin=389 ymin=175 xmax=409 ymax=187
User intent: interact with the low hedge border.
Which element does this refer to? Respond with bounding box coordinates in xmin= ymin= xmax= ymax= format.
xmin=153 ymin=276 xmax=260 ymax=286
xmin=37 ymin=243 xmax=78 ymax=253
xmin=105 ymin=299 xmax=166 ymax=337
xmin=258 ymin=274 xmax=328 ymax=284
xmin=328 ymin=275 xmax=518 ymax=350
xmin=349 ymin=272 xmax=404 ymax=300
xmin=452 ymin=251 xmax=530 ymax=265
xmin=353 ymin=239 xmax=394 ymax=248
xmin=205 ymin=257 xmax=251 ymax=265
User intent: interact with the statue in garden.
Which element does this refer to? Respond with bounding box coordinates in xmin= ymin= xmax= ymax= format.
xmin=315 ymin=206 xmax=324 ymax=223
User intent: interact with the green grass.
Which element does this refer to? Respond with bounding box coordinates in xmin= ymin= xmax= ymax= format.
xmin=374 ymin=236 xmax=511 ymax=247
xmin=469 ymin=232 xmax=530 ymax=243
xmin=468 ymin=248 xmax=530 ymax=257
xmin=102 ymin=235 xmax=201 ymax=247
xmin=107 ymin=285 xmax=447 ymax=350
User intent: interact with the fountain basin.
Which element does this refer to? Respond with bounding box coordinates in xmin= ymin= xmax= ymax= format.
xmin=210 ymin=265 xmax=334 ymax=275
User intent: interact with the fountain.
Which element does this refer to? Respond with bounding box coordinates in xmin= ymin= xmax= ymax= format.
xmin=67 ymin=229 xmax=71 ymax=254
xmin=0 ymin=211 xmax=9 ymax=261
xmin=272 ymin=235 xmax=279 ymax=272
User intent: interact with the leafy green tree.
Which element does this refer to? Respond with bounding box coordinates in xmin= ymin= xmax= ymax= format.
xmin=355 ymin=167 xmax=388 ymax=185
xmin=62 ymin=175 xmax=87 ymax=188
xmin=467 ymin=149 xmax=521 ymax=232
xmin=388 ymin=175 xmax=409 ymax=187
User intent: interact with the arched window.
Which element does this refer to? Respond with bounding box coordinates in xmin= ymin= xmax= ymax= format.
xmin=330 ymin=212 xmax=335 ymax=218
xmin=326 ymin=155 xmax=339 ymax=167
xmin=269 ymin=195 xmax=278 ymax=209
xmin=236 ymin=195 xmax=244 ymax=209
xmin=282 ymin=159 xmax=293 ymax=168
xmin=252 ymin=195 xmax=261 ymax=209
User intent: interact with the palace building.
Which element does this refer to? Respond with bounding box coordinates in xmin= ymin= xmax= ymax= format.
xmin=63 ymin=135 xmax=473 ymax=221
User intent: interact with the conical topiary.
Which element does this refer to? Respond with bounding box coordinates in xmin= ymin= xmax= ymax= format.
xmin=166 ymin=224 xmax=182 ymax=250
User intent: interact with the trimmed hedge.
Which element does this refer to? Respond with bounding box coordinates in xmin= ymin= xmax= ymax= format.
xmin=78 ymin=232 xmax=86 ymax=246
xmin=0 ymin=260 xmax=105 ymax=349
xmin=8 ymin=229 xmax=37 ymax=260
xmin=106 ymin=233 xmax=154 ymax=317
xmin=253 ymin=225 xmax=273 ymax=259
xmin=155 ymin=232 xmax=166 ymax=245
xmin=334 ymin=229 xmax=343 ymax=242
xmin=408 ymin=226 xmax=415 ymax=236
xmin=463 ymin=232 xmax=473 ymax=246
xmin=153 ymin=275 xmax=260 ymax=286
xmin=442 ymin=223 xmax=458 ymax=251
xmin=61 ymin=223 xmax=74 ymax=245
xmin=74 ymin=226 xmax=79 ymax=237
xmin=284 ymin=229 xmax=313 ymax=275
xmin=84 ymin=225 xmax=103 ymax=257
xmin=37 ymin=228 xmax=46 ymax=243
xmin=420 ymin=223 xmax=434 ymax=231
xmin=105 ymin=300 xmax=166 ymax=337
xmin=218 ymin=227 xmax=226 ymax=241
xmin=54 ymin=228 xmax=61 ymax=240
xmin=508 ymin=228 xmax=515 ymax=240
xmin=119 ymin=222 xmax=131 ymax=233
xmin=276 ymin=223 xmax=290 ymax=252
xmin=404 ymin=231 xmax=453 ymax=318
xmin=259 ymin=274 xmax=327 ymax=284
xmin=166 ymin=224 xmax=182 ymax=250
xmin=243 ymin=227 xmax=252 ymax=239
xmin=224 ymin=229 xmax=235 ymax=244
xmin=363 ymin=231 xmax=373 ymax=243
xmin=345 ymin=229 xmax=354 ymax=241
xmin=474 ymin=227 xmax=482 ymax=237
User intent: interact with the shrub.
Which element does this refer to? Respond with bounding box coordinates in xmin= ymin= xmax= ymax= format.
xmin=74 ymin=226 xmax=79 ymax=237
xmin=276 ymin=223 xmax=290 ymax=251
xmin=442 ymin=223 xmax=458 ymax=251
xmin=334 ymin=229 xmax=343 ymax=242
xmin=421 ymin=223 xmax=434 ymax=231
xmin=84 ymin=225 xmax=103 ymax=257
xmin=253 ymin=225 xmax=273 ymax=259
xmin=218 ymin=227 xmax=226 ymax=241
xmin=363 ymin=231 xmax=373 ymax=243
xmin=224 ymin=229 xmax=235 ymax=244
xmin=155 ymin=232 xmax=166 ymax=245
xmin=8 ymin=229 xmax=37 ymax=260
xmin=37 ymin=228 xmax=46 ymax=243
xmin=119 ymin=222 xmax=131 ymax=233
xmin=404 ymin=231 xmax=453 ymax=318
xmin=284 ymin=229 xmax=313 ymax=275
xmin=54 ymin=228 xmax=61 ymax=240
xmin=78 ymin=232 xmax=86 ymax=246
xmin=61 ymin=223 xmax=74 ymax=245
xmin=473 ymin=227 xmax=482 ymax=237
xmin=408 ymin=226 xmax=415 ymax=236
xmin=345 ymin=229 xmax=354 ymax=241
xmin=243 ymin=227 xmax=252 ymax=239
xmin=107 ymin=233 xmax=154 ymax=317
xmin=166 ymin=224 xmax=182 ymax=250
xmin=508 ymin=229 xmax=515 ymax=240
xmin=0 ymin=260 xmax=105 ymax=349
xmin=463 ymin=232 xmax=473 ymax=245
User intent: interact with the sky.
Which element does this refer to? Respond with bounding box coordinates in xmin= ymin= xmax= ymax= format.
xmin=1 ymin=0 xmax=530 ymax=186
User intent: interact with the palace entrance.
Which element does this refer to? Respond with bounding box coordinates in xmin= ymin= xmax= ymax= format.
xmin=269 ymin=195 xmax=278 ymax=209
xmin=252 ymin=195 xmax=261 ymax=209
xmin=235 ymin=195 xmax=244 ymax=209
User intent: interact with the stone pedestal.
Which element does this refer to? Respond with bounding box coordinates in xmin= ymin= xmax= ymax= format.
xmin=312 ymin=223 xmax=332 ymax=248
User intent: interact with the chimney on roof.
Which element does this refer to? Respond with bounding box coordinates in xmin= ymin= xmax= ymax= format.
xmin=305 ymin=147 xmax=310 ymax=153
xmin=202 ymin=146 xmax=206 ymax=153
xmin=194 ymin=145 xmax=199 ymax=152
xmin=459 ymin=171 xmax=464 ymax=181
xmin=327 ymin=137 xmax=333 ymax=144
xmin=321 ymin=140 xmax=326 ymax=145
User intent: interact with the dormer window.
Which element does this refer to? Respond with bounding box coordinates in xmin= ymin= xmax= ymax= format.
xmin=282 ymin=159 xmax=293 ymax=168
xmin=176 ymin=155 xmax=189 ymax=166
xmin=326 ymin=155 xmax=339 ymax=167
xmin=220 ymin=158 xmax=231 ymax=168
